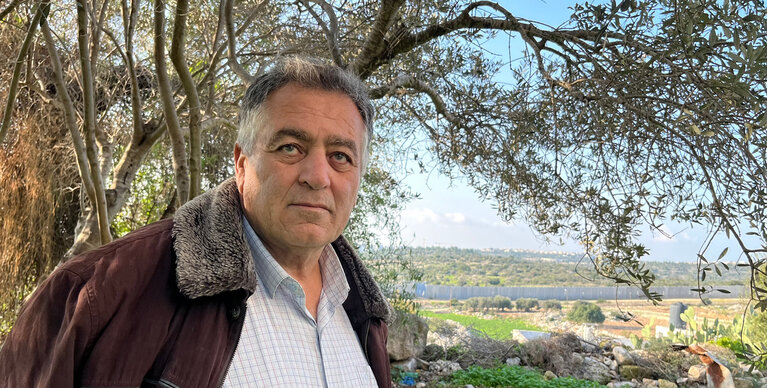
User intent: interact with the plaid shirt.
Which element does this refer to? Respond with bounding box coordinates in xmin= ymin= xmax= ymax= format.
xmin=222 ymin=217 xmax=378 ymax=387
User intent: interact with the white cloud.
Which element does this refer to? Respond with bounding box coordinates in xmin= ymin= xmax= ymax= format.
xmin=402 ymin=207 xmax=439 ymax=223
xmin=445 ymin=212 xmax=466 ymax=224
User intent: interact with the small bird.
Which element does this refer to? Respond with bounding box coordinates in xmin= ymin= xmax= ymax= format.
xmin=673 ymin=344 xmax=735 ymax=388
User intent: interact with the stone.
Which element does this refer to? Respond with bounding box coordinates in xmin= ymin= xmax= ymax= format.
xmin=675 ymin=377 xmax=688 ymax=386
xmin=619 ymin=365 xmax=653 ymax=380
xmin=429 ymin=360 xmax=462 ymax=376
xmin=416 ymin=383 xmax=426 ymax=388
xmin=642 ymin=378 xmax=658 ymax=387
xmin=571 ymin=352 xmax=584 ymax=366
xmin=391 ymin=357 xmax=417 ymax=372
xmin=608 ymin=382 xmax=637 ymax=388
xmin=658 ymin=379 xmax=677 ymax=388
xmin=578 ymin=356 xmax=613 ymax=385
xmin=387 ymin=313 xmax=429 ymax=361
xmin=505 ymin=357 xmax=521 ymax=366
xmin=733 ymin=377 xmax=754 ymax=388
xmin=511 ymin=329 xmax=551 ymax=343
xmin=613 ymin=346 xmax=636 ymax=366
xmin=544 ymin=370 xmax=557 ymax=380
xmin=688 ymin=365 xmax=707 ymax=383
xmin=581 ymin=324 xmax=597 ymax=342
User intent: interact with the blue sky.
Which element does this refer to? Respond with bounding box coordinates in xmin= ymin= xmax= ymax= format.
xmin=395 ymin=0 xmax=746 ymax=262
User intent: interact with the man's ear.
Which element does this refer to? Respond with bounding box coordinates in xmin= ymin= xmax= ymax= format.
xmin=234 ymin=144 xmax=247 ymax=193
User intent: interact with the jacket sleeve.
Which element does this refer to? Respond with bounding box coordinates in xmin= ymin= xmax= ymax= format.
xmin=368 ymin=318 xmax=392 ymax=388
xmin=0 ymin=268 xmax=96 ymax=388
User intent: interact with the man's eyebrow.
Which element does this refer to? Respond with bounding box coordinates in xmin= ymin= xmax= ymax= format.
xmin=327 ymin=136 xmax=359 ymax=159
xmin=265 ymin=128 xmax=311 ymax=148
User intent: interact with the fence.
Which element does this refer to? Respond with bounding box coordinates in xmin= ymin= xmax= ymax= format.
xmin=412 ymin=283 xmax=745 ymax=301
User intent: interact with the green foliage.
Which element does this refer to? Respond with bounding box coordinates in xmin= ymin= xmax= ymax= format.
xmin=412 ymin=247 xmax=748 ymax=287
xmin=493 ymin=295 xmax=513 ymax=311
xmin=746 ymin=306 xmax=767 ymax=345
xmin=543 ymin=300 xmax=563 ymax=311
xmin=463 ymin=296 xmax=515 ymax=312
xmin=451 ymin=365 xmax=606 ymax=388
xmin=422 ymin=311 xmax=540 ymax=340
xmin=566 ymin=301 xmax=605 ymax=324
xmin=516 ymin=298 xmax=540 ymax=312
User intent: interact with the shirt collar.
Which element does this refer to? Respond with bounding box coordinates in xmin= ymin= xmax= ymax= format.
xmin=241 ymin=215 xmax=350 ymax=305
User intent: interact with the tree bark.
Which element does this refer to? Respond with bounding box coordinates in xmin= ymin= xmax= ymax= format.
xmin=0 ymin=3 xmax=45 ymax=145
xmin=171 ymin=0 xmax=203 ymax=199
xmin=75 ymin=0 xmax=112 ymax=245
xmin=154 ymin=0 xmax=190 ymax=205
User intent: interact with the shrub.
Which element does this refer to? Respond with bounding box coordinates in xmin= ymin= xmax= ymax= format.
xmin=421 ymin=343 xmax=446 ymax=362
xmin=452 ymin=365 xmax=604 ymax=388
xmin=543 ymin=300 xmax=562 ymax=311
xmin=516 ymin=298 xmax=539 ymax=312
xmin=746 ymin=308 xmax=767 ymax=345
xmin=493 ymin=295 xmax=513 ymax=311
xmin=566 ymin=301 xmax=605 ymax=323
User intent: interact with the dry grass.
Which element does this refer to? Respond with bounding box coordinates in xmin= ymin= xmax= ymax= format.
xmin=0 ymin=21 xmax=80 ymax=342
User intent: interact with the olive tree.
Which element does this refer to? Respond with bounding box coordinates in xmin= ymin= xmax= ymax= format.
xmin=1 ymin=0 xmax=766 ymax=348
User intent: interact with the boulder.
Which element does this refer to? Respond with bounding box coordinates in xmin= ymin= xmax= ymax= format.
xmin=387 ymin=313 xmax=429 ymax=361
xmin=733 ymin=377 xmax=754 ymax=388
xmin=641 ymin=378 xmax=658 ymax=387
xmin=571 ymin=352 xmax=584 ymax=367
xmin=391 ymin=357 xmax=417 ymax=372
xmin=505 ymin=357 xmax=521 ymax=366
xmin=613 ymin=346 xmax=635 ymax=366
xmin=512 ymin=329 xmax=551 ymax=343
xmin=658 ymin=379 xmax=677 ymax=388
xmin=429 ymin=360 xmax=462 ymax=376
xmin=544 ymin=370 xmax=557 ymax=380
xmin=578 ymin=356 xmax=613 ymax=385
xmin=688 ymin=365 xmax=707 ymax=383
xmin=607 ymin=382 xmax=637 ymax=388
xmin=619 ymin=365 xmax=653 ymax=380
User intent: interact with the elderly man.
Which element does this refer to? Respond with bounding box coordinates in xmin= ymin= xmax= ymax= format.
xmin=0 ymin=57 xmax=392 ymax=388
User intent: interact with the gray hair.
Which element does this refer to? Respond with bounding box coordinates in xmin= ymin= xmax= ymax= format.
xmin=237 ymin=57 xmax=375 ymax=172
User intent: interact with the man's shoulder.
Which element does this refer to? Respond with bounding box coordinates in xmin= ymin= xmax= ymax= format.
xmin=59 ymin=218 xmax=177 ymax=287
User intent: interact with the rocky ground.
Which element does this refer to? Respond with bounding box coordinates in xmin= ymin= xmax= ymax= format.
xmin=388 ymin=302 xmax=766 ymax=388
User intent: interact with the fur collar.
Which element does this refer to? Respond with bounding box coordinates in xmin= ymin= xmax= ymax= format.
xmin=172 ymin=178 xmax=392 ymax=323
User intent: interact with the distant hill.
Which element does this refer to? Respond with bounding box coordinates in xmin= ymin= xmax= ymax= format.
xmin=408 ymin=246 xmax=747 ymax=287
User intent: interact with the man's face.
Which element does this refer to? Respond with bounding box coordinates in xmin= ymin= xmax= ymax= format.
xmin=234 ymin=83 xmax=366 ymax=257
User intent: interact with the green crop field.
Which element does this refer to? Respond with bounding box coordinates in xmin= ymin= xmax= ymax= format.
xmin=422 ymin=311 xmax=541 ymax=340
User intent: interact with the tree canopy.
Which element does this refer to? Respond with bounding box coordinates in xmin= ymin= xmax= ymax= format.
xmin=1 ymin=0 xmax=765 ymax=341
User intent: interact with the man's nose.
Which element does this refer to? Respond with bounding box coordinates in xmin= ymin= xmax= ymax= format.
xmin=298 ymin=151 xmax=331 ymax=190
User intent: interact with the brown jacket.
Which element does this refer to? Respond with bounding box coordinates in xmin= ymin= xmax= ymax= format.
xmin=0 ymin=179 xmax=393 ymax=388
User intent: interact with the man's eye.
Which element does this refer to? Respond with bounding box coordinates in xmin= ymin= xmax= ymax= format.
xmin=278 ymin=144 xmax=299 ymax=154
xmin=330 ymin=152 xmax=352 ymax=164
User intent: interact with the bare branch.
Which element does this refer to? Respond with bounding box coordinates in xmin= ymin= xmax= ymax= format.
xmin=1 ymin=3 xmax=45 ymax=144
xmin=171 ymin=0 xmax=203 ymax=198
xmin=0 ymin=0 xmax=22 ymax=21
xmin=354 ymin=1 xmax=613 ymax=78
xmin=41 ymin=16 xmax=98 ymax=220
xmin=76 ymin=0 xmax=112 ymax=245
xmin=350 ymin=0 xmax=405 ymax=76
xmin=154 ymin=0 xmax=190 ymax=204
xmin=371 ymin=74 xmax=459 ymax=126
xmin=300 ymin=0 xmax=344 ymax=67
xmin=223 ymin=0 xmax=257 ymax=85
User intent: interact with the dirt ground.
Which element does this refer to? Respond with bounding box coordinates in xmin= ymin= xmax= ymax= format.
xmin=419 ymin=298 xmax=747 ymax=339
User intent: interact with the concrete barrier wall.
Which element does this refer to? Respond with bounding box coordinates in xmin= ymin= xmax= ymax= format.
xmin=412 ymin=283 xmax=745 ymax=301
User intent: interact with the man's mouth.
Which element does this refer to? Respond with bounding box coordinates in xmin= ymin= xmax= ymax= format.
xmin=291 ymin=202 xmax=331 ymax=212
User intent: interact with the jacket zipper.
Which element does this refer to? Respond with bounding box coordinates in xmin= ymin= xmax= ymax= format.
xmin=217 ymin=300 xmax=247 ymax=388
